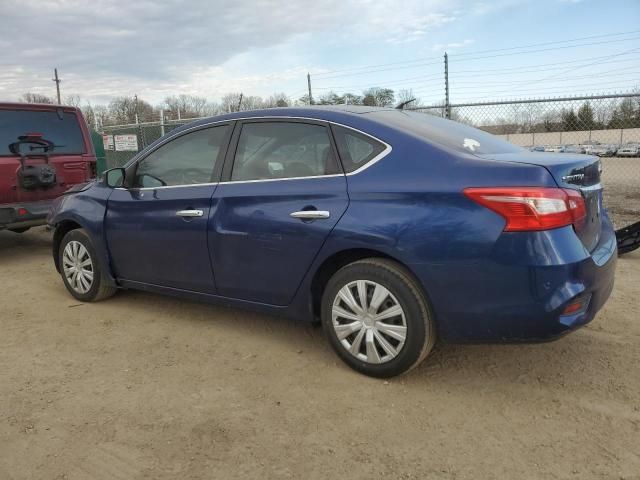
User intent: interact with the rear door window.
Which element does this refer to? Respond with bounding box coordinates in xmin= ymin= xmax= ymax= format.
xmin=231 ymin=122 xmax=340 ymax=181
xmin=0 ymin=109 xmax=85 ymax=155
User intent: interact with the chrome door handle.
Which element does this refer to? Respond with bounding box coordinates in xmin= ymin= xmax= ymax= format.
xmin=176 ymin=209 xmax=204 ymax=217
xmin=290 ymin=210 xmax=330 ymax=220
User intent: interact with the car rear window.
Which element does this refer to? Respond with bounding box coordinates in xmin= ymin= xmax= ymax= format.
xmin=333 ymin=125 xmax=387 ymax=173
xmin=0 ymin=109 xmax=85 ymax=156
xmin=369 ymin=110 xmax=523 ymax=156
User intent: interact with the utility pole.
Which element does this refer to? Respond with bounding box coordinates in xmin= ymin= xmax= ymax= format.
xmin=444 ymin=53 xmax=450 ymax=119
xmin=307 ymin=73 xmax=313 ymax=105
xmin=133 ymin=94 xmax=140 ymax=124
xmin=53 ymin=68 xmax=62 ymax=104
xmin=237 ymin=93 xmax=243 ymax=112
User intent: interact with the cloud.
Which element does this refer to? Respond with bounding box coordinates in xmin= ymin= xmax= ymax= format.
xmin=0 ymin=0 xmax=485 ymax=104
xmin=431 ymin=39 xmax=475 ymax=51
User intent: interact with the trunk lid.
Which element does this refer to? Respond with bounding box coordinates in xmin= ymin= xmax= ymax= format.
xmin=478 ymin=151 xmax=603 ymax=252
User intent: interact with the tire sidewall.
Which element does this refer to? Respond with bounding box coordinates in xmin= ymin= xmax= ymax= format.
xmin=58 ymin=229 xmax=103 ymax=302
xmin=321 ymin=261 xmax=429 ymax=378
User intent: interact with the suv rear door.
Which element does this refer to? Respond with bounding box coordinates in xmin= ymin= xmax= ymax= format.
xmin=0 ymin=104 xmax=96 ymax=205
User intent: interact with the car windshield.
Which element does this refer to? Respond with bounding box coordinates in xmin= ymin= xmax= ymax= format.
xmin=0 ymin=109 xmax=85 ymax=156
xmin=368 ymin=110 xmax=523 ymax=155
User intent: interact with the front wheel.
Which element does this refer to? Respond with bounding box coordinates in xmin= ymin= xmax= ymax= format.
xmin=321 ymin=258 xmax=436 ymax=378
xmin=58 ymin=228 xmax=117 ymax=302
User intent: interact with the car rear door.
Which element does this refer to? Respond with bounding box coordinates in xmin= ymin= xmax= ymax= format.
xmin=105 ymin=123 xmax=232 ymax=294
xmin=210 ymin=119 xmax=348 ymax=306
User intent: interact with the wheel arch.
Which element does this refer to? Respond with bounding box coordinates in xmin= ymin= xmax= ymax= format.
xmin=52 ymin=219 xmax=84 ymax=273
xmin=309 ymin=248 xmax=425 ymax=321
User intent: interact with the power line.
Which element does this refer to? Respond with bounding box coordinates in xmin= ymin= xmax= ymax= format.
xmin=449 ymin=30 xmax=640 ymax=58
xmin=449 ymin=69 xmax=640 ymax=89
xmin=449 ymin=55 xmax=640 ymax=78
xmin=446 ymin=36 xmax=640 ymax=63
xmin=311 ymin=29 xmax=640 ymax=78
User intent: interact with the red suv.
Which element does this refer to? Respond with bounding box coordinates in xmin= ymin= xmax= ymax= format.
xmin=0 ymin=103 xmax=97 ymax=232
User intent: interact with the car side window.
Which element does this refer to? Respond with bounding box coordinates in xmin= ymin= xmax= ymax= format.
xmin=333 ymin=125 xmax=386 ymax=173
xmin=231 ymin=122 xmax=340 ymax=181
xmin=135 ymin=125 xmax=228 ymax=187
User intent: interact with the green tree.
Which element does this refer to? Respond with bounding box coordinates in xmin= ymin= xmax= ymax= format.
xmin=577 ymin=102 xmax=595 ymax=130
xmin=561 ymin=109 xmax=579 ymax=131
xmin=362 ymin=88 xmax=395 ymax=107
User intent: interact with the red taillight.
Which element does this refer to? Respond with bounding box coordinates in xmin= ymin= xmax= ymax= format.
xmin=464 ymin=187 xmax=587 ymax=232
xmin=17 ymin=208 xmax=29 ymax=216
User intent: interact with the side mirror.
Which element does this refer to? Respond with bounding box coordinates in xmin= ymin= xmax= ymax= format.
xmin=104 ymin=168 xmax=125 ymax=188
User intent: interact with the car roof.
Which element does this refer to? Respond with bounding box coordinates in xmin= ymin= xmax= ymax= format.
xmin=0 ymin=102 xmax=81 ymax=113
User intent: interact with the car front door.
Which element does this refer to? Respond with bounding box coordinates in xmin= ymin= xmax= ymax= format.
xmin=211 ymin=119 xmax=348 ymax=306
xmin=105 ymin=123 xmax=232 ymax=293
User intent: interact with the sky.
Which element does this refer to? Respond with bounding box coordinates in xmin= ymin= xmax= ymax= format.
xmin=0 ymin=0 xmax=638 ymax=107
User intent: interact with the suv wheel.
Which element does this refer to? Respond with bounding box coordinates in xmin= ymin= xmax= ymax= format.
xmin=58 ymin=228 xmax=117 ymax=302
xmin=321 ymin=258 xmax=436 ymax=378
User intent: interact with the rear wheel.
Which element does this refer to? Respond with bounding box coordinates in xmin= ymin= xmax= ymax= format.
xmin=321 ymin=258 xmax=436 ymax=378
xmin=58 ymin=228 xmax=116 ymax=302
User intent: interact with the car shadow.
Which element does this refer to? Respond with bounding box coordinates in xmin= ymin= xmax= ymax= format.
xmin=104 ymin=287 xmax=610 ymax=391
xmin=0 ymin=227 xmax=52 ymax=255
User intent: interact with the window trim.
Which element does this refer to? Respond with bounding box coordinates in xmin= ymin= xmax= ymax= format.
xmin=119 ymin=116 xmax=391 ymax=190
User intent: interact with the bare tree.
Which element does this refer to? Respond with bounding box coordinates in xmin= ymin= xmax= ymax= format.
xmin=163 ymin=94 xmax=208 ymax=119
xmin=219 ymin=93 xmax=244 ymax=113
xmin=264 ymin=93 xmax=290 ymax=108
xmin=21 ymin=92 xmax=54 ymax=104
xmin=64 ymin=94 xmax=82 ymax=108
xmin=108 ymin=96 xmax=154 ymax=124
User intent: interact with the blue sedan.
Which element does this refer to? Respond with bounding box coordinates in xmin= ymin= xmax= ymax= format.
xmin=48 ymin=106 xmax=617 ymax=377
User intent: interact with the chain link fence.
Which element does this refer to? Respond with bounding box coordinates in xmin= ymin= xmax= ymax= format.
xmin=103 ymin=93 xmax=639 ymax=228
xmin=411 ymin=93 xmax=640 ymax=228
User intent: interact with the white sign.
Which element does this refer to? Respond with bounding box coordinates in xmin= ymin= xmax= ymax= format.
xmin=114 ymin=134 xmax=138 ymax=151
xmin=102 ymin=134 xmax=115 ymax=151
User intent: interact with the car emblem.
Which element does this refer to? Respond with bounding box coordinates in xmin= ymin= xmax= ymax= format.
xmin=463 ymin=138 xmax=481 ymax=152
xmin=562 ymin=173 xmax=585 ymax=184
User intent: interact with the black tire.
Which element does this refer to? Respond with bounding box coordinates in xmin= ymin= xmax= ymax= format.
xmin=8 ymin=227 xmax=30 ymax=233
xmin=58 ymin=228 xmax=117 ymax=302
xmin=321 ymin=258 xmax=436 ymax=378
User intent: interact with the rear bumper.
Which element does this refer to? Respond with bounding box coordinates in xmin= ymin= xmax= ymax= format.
xmin=411 ymin=220 xmax=617 ymax=343
xmin=0 ymin=200 xmax=53 ymax=230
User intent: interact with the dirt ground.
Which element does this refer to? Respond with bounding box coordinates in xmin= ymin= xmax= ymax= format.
xmin=1 ymin=228 xmax=639 ymax=480
xmin=600 ymin=156 xmax=640 ymax=229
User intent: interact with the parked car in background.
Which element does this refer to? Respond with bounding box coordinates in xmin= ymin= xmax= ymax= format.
xmin=562 ymin=145 xmax=584 ymax=154
xmin=591 ymin=144 xmax=617 ymax=157
xmin=530 ymin=145 xmax=545 ymax=152
xmin=0 ymin=103 xmax=97 ymax=232
xmin=48 ymin=106 xmax=617 ymax=377
xmin=546 ymin=145 xmax=568 ymax=152
xmin=616 ymin=144 xmax=639 ymax=157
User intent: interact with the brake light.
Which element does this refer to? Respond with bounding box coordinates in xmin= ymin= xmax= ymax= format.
xmin=464 ymin=187 xmax=587 ymax=232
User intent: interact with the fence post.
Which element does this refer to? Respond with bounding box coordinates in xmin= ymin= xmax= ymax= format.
xmin=160 ymin=109 xmax=165 ymax=137
xmin=444 ymin=52 xmax=450 ymax=119
xmin=532 ymin=131 xmax=535 ymax=147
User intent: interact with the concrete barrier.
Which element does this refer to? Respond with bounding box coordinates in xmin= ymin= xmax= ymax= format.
xmin=496 ymin=128 xmax=640 ymax=147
